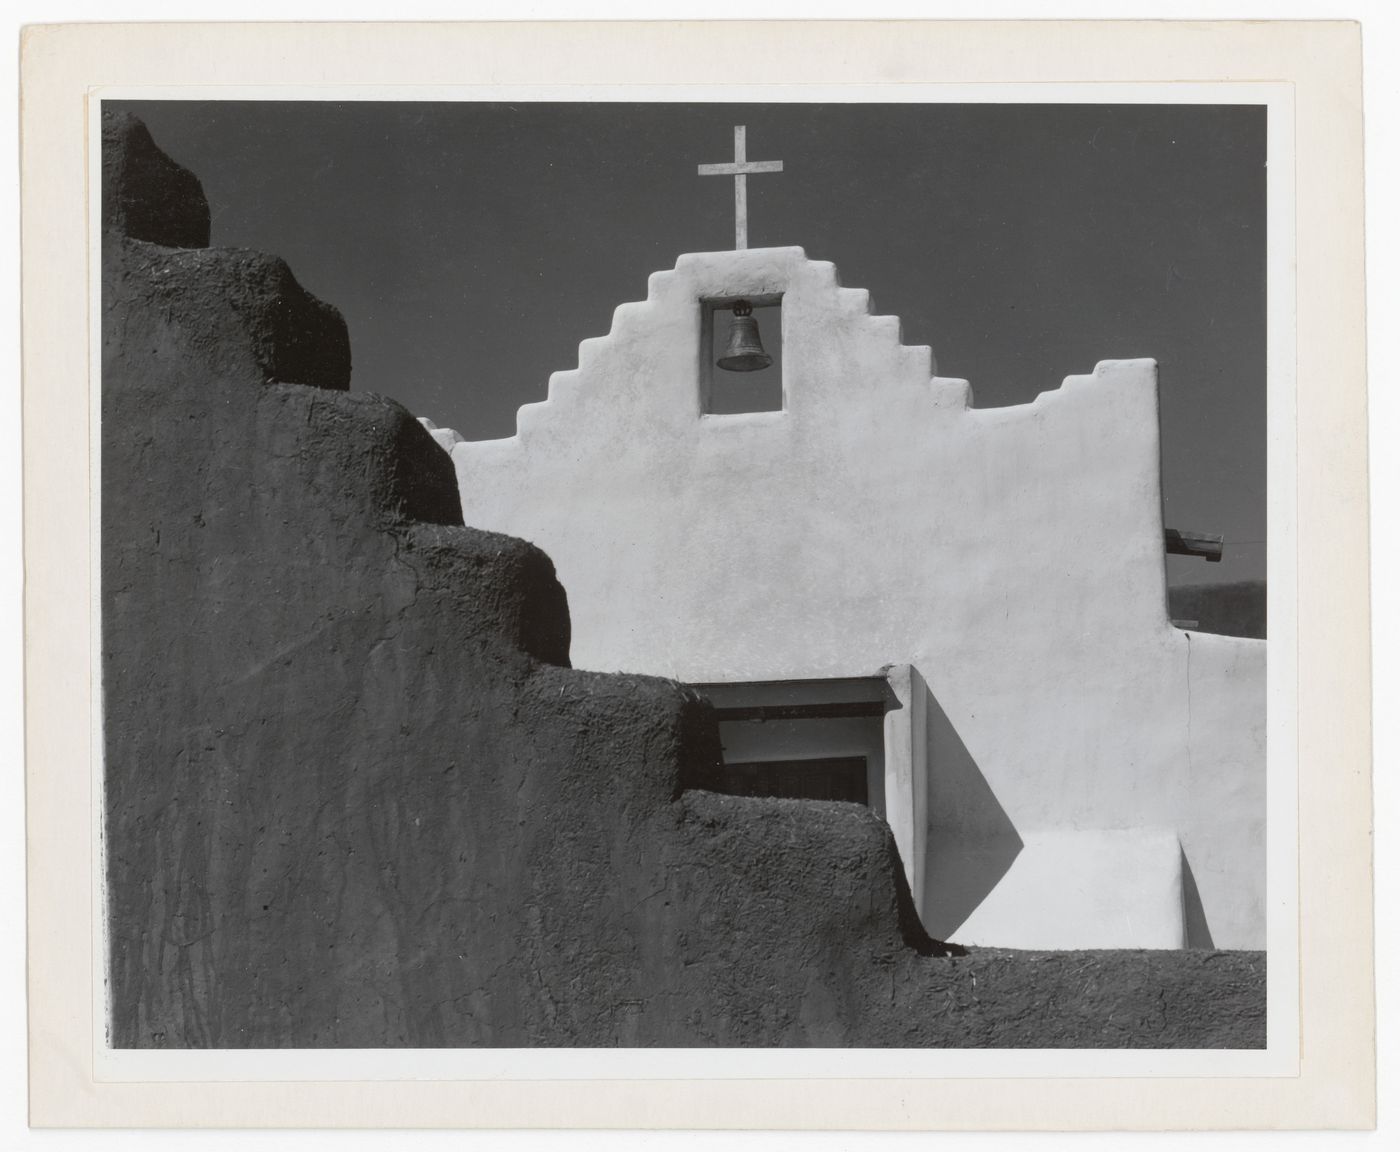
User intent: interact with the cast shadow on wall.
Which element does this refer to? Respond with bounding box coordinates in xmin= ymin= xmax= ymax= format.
xmin=1181 ymin=844 xmax=1217 ymax=949
xmin=917 ymin=684 xmax=1024 ymax=941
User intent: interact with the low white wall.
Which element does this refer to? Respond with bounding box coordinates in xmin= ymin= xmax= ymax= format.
xmin=948 ymin=828 xmax=1187 ymax=950
xmin=444 ymin=247 xmax=1266 ymax=949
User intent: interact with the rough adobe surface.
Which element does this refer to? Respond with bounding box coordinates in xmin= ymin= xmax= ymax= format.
xmin=102 ymin=110 xmax=211 ymax=249
xmin=102 ymin=111 xmax=1265 ymax=1047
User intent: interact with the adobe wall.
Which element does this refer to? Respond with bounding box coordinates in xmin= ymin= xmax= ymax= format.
xmin=447 ymin=247 xmax=1267 ymax=950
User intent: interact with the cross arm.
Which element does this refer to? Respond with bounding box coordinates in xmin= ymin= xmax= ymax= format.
xmin=697 ymin=161 xmax=785 ymax=176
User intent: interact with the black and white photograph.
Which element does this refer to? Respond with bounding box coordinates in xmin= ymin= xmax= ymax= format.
xmin=18 ymin=8 xmax=1389 ymax=1135
xmin=95 ymin=92 xmax=1277 ymax=1053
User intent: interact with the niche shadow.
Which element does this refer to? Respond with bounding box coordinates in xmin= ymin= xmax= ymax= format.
xmin=918 ymin=682 xmax=1025 ymax=942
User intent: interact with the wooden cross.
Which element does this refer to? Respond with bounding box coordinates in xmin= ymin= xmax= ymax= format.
xmin=698 ymin=125 xmax=783 ymax=250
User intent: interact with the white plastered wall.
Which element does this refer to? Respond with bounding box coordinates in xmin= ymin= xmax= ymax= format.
xmin=442 ymin=247 xmax=1266 ymax=950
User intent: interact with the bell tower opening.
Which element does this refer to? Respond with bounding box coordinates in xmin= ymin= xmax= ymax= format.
xmin=700 ymin=294 xmax=784 ymax=415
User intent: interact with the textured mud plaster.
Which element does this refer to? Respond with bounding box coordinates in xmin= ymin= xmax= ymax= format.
xmin=103 ymin=111 xmax=211 ymax=249
xmin=446 ymin=247 xmax=1267 ymax=951
xmin=102 ymin=112 xmax=1264 ymax=1048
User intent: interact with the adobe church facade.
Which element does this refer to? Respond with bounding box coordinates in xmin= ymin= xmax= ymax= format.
xmin=428 ymin=245 xmax=1266 ymax=951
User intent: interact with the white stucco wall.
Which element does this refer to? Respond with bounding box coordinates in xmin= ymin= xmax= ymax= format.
xmin=417 ymin=417 xmax=464 ymax=453
xmin=439 ymin=247 xmax=1266 ymax=950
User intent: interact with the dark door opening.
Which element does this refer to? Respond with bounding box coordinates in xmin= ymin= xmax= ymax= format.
xmin=710 ymin=756 xmax=869 ymax=804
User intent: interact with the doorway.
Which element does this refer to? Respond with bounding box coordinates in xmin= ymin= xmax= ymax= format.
xmin=710 ymin=756 xmax=869 ymax=804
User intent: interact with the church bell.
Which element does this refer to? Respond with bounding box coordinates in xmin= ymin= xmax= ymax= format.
xmin=716 ymin=300 xmax=773 ymax=372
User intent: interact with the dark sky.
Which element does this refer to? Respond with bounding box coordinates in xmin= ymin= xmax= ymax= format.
xmin=118 ymin=100 xmax=1267 ymax=587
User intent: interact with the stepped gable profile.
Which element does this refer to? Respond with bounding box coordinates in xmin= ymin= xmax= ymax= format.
xmin=436 ymin=234 xmax=1265 ymax=956
xmin=101 ymin=109 xmax=1264 ymax=1048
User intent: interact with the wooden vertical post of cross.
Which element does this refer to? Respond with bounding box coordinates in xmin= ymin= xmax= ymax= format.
xmin=698 ymin=125 xmax=783 ymax=250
